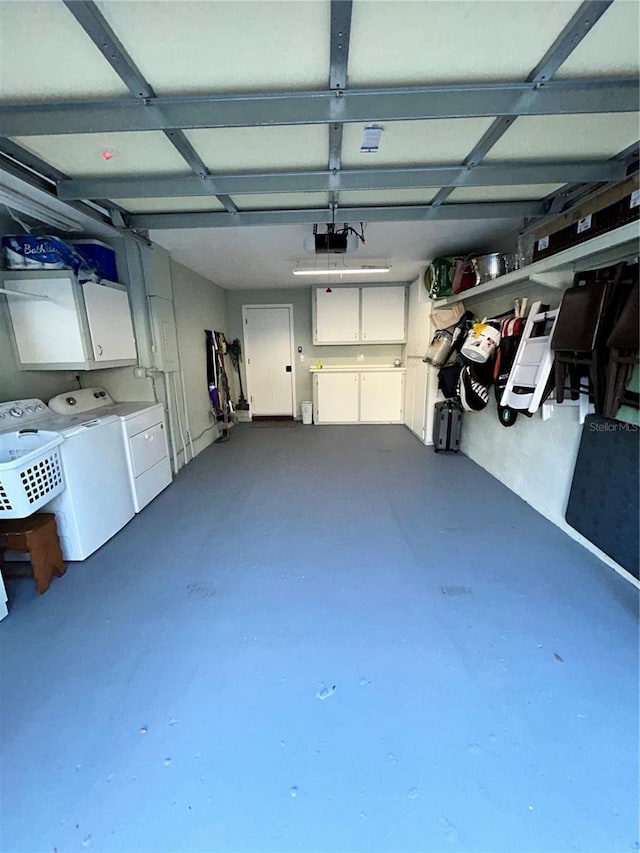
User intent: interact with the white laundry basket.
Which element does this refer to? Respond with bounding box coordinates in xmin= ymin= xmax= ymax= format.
xmin=0 ymin=430 xmax=65 ymax=518
xmin=300 ymin=401 xmax=313 ymax=425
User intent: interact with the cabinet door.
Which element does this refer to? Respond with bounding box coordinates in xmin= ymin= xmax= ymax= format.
xmin=412 ymin=361 xmax=429 ymax=442
xmin=314 ymin=372 xmax=359 ymax=423
xmin=149 ymin=296 xmax=180 ymax=372
xmin=314 ymin=287 xmax=359 ymax=343
xmin=404 ymin=361 xmax=416 ymax=430
xmin=83 ymin=282 xmax=137 ymax=361
xmin=361 ymin=286 xmax=406 ymax=342
xmin=360 ymin=371 xmax=404 ymax=423
xmin=4 ymin=275 xmax=88 ymax=364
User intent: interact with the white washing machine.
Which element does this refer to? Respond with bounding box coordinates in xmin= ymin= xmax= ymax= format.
xmin=49 ymin=388 xmax=172 ymax=513
xmin=0 ymin=399 xmax=135 ymax=561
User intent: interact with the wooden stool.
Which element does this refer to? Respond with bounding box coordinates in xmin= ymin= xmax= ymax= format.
xmin=0 ymin=513 xmax=65 ymax=595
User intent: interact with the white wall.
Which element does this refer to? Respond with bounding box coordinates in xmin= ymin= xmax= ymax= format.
xmin=226 ymin=286 xmax=404 ymax=416
xmin=171 ymin=258 xmax=229 ymax=457
xmin=459 ymin=279 xmax=638 ymax=584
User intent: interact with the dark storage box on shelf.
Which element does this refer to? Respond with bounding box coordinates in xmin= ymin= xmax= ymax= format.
xmin=533 ymin=177 xmax=639 ymax=263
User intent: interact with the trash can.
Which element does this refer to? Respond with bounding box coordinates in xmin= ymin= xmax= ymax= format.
xmin=301 ymin=401 xmax=313 ymax=425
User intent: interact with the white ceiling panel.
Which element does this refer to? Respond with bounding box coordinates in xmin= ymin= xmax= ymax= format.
xmin=556 ymin=0 xmax=640 ymax=79
xmin=342 ymin=119 xmax=495 ymax=168
xmin=10 ymin=132 xmax=189 ymax=178
xmin=449 ymin=184 xmax=563 ymax=203
xmin=116 ymin=197 xmax=226 ymax=214
xmin=236 ymin=193 xmax=329 ymax=211
xmin=485 ymin=114 xmax=640 ymax=162
xmin=95 ymin=0 xmax=330 ymax=95
xmin=0 ymin=1 xmax=128 ymax=102
xmin=151 ymin=219 xmax=517 ymax=289
xmin=348 ymin=0 xmax=582 ymax=86
xmin=339 ymin=189 xmax=437 ymax=206
xmin=185 ymin=126 xmax=328 ymax=172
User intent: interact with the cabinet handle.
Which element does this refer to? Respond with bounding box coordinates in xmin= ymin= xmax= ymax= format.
xmin=96 ymin=344 xmax=103 ymax=356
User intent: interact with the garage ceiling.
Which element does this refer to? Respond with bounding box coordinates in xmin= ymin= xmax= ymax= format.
xmin=0 ymin=0 xmax=638 ymax=289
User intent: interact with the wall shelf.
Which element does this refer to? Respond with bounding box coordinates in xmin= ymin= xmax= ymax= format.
xmin=433 ymin=221 xmax=639 ymax=306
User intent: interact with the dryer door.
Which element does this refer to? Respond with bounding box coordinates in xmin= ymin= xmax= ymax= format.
xmin=129 ymin=422 xmax=168 ymax=477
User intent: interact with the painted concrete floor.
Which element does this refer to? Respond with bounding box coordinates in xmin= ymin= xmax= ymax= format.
xmin=1 ymin=424 xmax=638 ymax=853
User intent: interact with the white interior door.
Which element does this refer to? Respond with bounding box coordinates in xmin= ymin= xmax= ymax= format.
xmin=243 ymin=305 xmax=294 ymax=416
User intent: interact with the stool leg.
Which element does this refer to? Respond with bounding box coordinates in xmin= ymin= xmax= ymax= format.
xmin=45 ymin=525 xmax=66 ymax=578
xmin=555 ymin=359 xmax=566 ymax=403
xmin=25 ymin=525 xmax=60 ymax=595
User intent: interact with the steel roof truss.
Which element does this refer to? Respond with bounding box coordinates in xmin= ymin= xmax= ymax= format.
xmin=128 ymin=200 xmax=545 ymax=230
xmin=1 ymin=78 xmax=636 ymax=138
xmin=56 ymin=160 xmax=624 ymax=201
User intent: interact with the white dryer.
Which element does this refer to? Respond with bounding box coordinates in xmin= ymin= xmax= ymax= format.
xmin=49 ymin=388 xmax=172 ymax=512
xmin=0 ymin=399 xmax=135 ymax=560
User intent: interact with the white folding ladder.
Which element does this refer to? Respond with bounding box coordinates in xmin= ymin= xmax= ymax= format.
xmin=500 ymin=301 xmax=559 ymax=414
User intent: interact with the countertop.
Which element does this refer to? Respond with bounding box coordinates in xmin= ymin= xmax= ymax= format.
xmin=309 ymin=365 xmax=406 ymax=373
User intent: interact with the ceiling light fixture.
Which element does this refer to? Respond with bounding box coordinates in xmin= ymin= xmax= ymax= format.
xmin=0 ymin=184 xmax=84 ymax=232
xmin=292 ymin=266 xmax=390 ymax=277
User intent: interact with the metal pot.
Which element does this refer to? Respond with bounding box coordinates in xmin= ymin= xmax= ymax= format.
xmin=424 ymin=328 xmax=454 ymax=367
xmin=472 ymin=253 xmax=505 ymax=285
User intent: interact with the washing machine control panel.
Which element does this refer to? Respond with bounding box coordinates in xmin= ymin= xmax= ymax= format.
xmin=0 ymin=399 xmax=49 ymax=427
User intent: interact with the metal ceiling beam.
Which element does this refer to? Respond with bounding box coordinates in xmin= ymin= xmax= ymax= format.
xmin=329 ymin=0 xmax=353 ymax=205
xmin=0 ymin=137 xmax=131 ymax=218
xmin=128 ymin=200 xmax=545 ymax=231
xmin=56 ymin=161 xmax=624 ymax=201
xmin=328 ymin=0 xmax=353 ymax=207
xmin=543 ymin=140 xmax=639 ymax=215
xmin=329 ymin=0 xmax=352 ymax=91
xmin=62 ymin=0 xmax=237 ymax=214
xmin=528 ymin=0 xmax=614 ymax=83
xmin=430 ymin=0 xmax=614 ymax=211
xmin=1 ymin=78 xmax=636 ymax=138
xmin=0 ymin=157 xmax=115 ymax=231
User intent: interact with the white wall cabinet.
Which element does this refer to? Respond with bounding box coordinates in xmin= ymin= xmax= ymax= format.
xmin=314 ymin=287 xmax=359 ymax=343
xmin=313 ymin=285 xmax=406 ymax=344
xmin=82 ymin=281 xmax=137 ymax=362
xmin=3 ymin=272 xmax=137 ymax=370
xmin=360 ymin=286 xmax=406 ymax=342
xmin=313 ymin=369 xmax=404 ymax=423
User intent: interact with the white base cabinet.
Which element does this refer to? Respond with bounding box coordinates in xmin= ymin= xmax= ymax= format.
xmin=314 ymin=371 xmax=360 ymax=422
xmin=360 ymin=370 xmax=405 ymax=422
xmin=404 ymin=358 xmax=441 ymax=445
xmin=3 ymin=272 xmax=137 ymax=370
xmin=313 ymin=369 xmax=404 ymax=424
xmin=404 ymin=358 xmax=428 ymax=442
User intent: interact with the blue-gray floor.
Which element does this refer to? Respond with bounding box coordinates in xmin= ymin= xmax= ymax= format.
xmin=1 ymin=424 xmax=638 ymax=853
